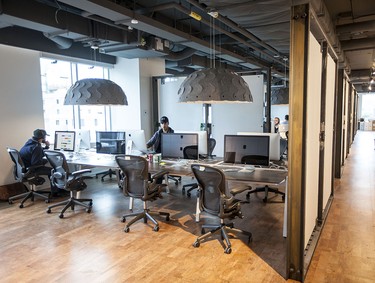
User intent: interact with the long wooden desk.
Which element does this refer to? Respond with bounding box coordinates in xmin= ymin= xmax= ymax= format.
xmin=66 ymin=152 xmax=288 ymax=236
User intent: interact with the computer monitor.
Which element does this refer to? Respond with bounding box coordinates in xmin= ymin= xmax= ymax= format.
xmin=237 ymin=132 xmax=280 ymax=161
xmin=96 ymin=131 xmax=126 ymax=154
xmin=174 ymin=130 xmax=208 ymax=155
xmin=75 ymin=130 xmax=91 ymax=150
xmin=161 ymin=133 xmax=198 ymax=159
xmin=54 ymin=131 xmax=76 ymax=152
xmin=224 ymin=135 xmax=270 ymax=166
xmin=124 ymin=129 xmax=147 ymax=154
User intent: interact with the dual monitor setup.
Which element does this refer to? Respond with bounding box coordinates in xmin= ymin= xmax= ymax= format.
xmin=53 ymin=130 xmax=281 ymax=167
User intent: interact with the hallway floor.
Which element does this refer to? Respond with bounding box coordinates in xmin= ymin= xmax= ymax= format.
xmin=305 ymin=130 xmax=375 ymax=282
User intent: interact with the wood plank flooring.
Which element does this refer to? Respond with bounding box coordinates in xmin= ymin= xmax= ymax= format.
xmin=0 ymin=130 xmax=374 ymax=282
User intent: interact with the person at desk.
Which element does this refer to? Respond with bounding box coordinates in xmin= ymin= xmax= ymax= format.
xmin=19 ymin=129 xmax=66 ymax=197
xmin=146 ymin=116 xmax=174 ymax=153
xmin=274 ymin=117 xmax=280 ymax=133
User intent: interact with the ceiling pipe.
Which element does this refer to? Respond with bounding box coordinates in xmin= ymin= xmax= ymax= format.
xmin=144 ymin=2 xmax=287 ymax=69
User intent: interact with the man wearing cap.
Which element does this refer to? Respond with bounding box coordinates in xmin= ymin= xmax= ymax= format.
xmin=19 ymin=129 xmax=62 ymax=196
xmin=146 ymin=116 xmax=174 ymax=153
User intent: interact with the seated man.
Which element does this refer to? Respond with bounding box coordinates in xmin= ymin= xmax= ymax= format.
xmin=19 ymin=129 xmax=68 ymax=197
xmin=146 ymin=116 xmax=174 ymax=153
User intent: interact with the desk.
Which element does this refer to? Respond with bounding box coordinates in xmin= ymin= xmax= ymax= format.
xmin=66 ymin=152 xmax=288 ymax=236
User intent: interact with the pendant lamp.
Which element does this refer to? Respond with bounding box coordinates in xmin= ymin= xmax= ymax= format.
xmin=177 ymin=67 xmax=253 ymax=103
xmin=64 ymin=78 xmax=128 ymax=105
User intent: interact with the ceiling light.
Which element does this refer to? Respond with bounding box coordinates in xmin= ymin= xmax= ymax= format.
xmin=131 ymin=18 xmax=138 ymax=24
xmin=64 ymin=78 xmax=128 ymax=105
xmin=177 ymin=68 xmax=253 ymax=103
xmin=189 ymin=11 xmax=201 ymax=21
xmin=207 ymin=11 xmax=219 ymax=18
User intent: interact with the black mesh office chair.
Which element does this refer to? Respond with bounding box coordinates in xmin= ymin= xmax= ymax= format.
xmin=7 ymin=147 xmax=50 ymax=208
xmin=230 ymin=155 xmax=286 ymax=203
xmin=116 ymin=155 xmax=170 ymax=233
xmin=181 ymin=145 xmax=199 ymax=197
xmin=44 ymin=150 xmax=93 ymax=218
xmin=191 ymin=164 xmax=252 ymax=254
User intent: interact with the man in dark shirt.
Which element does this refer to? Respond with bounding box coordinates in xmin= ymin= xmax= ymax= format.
xmin=19 ymin=129 xmax=65 ymax=197
xmin=146 ymin=116 xmax=174 ymax=153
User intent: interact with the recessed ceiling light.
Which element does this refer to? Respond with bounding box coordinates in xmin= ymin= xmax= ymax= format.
xmin=131 ymin=19 xmax=138 ymax=24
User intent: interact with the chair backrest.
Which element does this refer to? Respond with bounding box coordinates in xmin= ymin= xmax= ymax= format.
xmin=208 ymin=138 xmax=216 ymax=156
xmin=7 ymin=147 xmax=26 ymax=182
xmin=191 ymin=164 xmax=226 ymax=216
xmin=183 ymin=145 xmax=198 ymax=159
xmin=44 ymin=150 xmax=69 ymax=189
xmin=115 ymin=155 xmax=148 ymax=198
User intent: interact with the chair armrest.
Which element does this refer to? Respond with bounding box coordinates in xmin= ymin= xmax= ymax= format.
xmin=71 ymin=169 xmax=92 ymax=178
xmin=151 ymin=169 xmax=169 ymax=181
xmin=229 ymin=185 xmax=252 ymax=196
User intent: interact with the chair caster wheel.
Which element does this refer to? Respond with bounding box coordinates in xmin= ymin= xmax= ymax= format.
xmin=187 ymin=192 xmax=191 ymax=197
xmin=86 ymin=208 xmax=92 ymax=213
xmin=263 ymin=198 xmax=267 ymax=203
xmin=153 ymin=225 xmax=159 ymax=232
xmin=121 ymin=217 xmax=126 ymax=223
xmin=8 ymin=200 xmax=13 ymax=205
xmin=19 ymin=204 xmax=24 ymax=208
xmin=46 ymin=209 xmax=51 ymax=214
xmin=193 ymin=241 xmax=200 ymax=248
xmin=165 ymin=215 xmax=170 ymax=221
xmin=124 ymin=227 xmax=130 ymax=233
xmin=224 ymin=247 xmax=232 ymax=254
xmin=143 ymin=217 xmax=148 ymax=223
xmin=45 ymin=199 xmax=50 ymax=203
xmin=59 ymin=214 xmax=64 ymax=219
xmin=89 ymin=201 xmax=93 ymax=206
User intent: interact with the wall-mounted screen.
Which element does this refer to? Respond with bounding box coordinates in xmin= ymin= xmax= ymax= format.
xmin=174 ymin=130 xmax=208 ymax=155
xmin=54 ymin=131 xmax=76 ymax=152
xmin=237 ymin=132 xmax=280 ymax=161
xmin=161 ymin=133 xmax=198 ymax=159
xmin=96 ymin=131 xmax=126 ymax=154
xmin=224 ymin=135 xmax=270 ymax=166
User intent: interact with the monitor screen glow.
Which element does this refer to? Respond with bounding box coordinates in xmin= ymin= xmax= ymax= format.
xmin=54 ymin=131 xmax=76 ymax=152
xmin=96 ymin=131 xmax=126 ymax=154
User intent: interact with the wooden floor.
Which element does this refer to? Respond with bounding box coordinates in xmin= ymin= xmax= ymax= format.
xmin=0 ymin=130 xmax=374 ymax=282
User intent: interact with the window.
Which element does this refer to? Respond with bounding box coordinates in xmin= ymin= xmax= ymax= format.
xmin=40 ymin=57 xmax=112 ymax=145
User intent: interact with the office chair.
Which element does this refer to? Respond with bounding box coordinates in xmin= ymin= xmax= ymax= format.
xmin=181 ymin=145 xmax=199 ymax=197
xmin=95 ymin=142 xmax=118 ymax=181
xmin=231 ymin=155 xmax=286 ymax=203
xmin=280 ymin=137 xmax=288 ymax=160
xmin=115 ymin=155 xmax=170 ymax=233
xmin=191 ymin=164 xmax=252 ymax=254
xmin=7 ymin=147 xmax=50 ymax=208
xmin=44 ymin=150 xmax=93 ymax=218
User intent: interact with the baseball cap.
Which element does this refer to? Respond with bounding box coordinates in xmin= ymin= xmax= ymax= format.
xmin=33 ymin=129 xmax=49 ymax=139
xmin=160 ymin=116 xmax=169 ymax=124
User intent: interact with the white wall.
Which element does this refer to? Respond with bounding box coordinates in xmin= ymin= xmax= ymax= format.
xmin=110 ymin=57 xmax=141 ymax=131
xmin=304 ymin=33 xmax=322 ymax=248
xmin=139 ymin=58 xmax=166 ymax=139
xmin=0 ymin=44 xmax=45 ymax=185
xmin=159 ymin=74 xmax=265 ymax=156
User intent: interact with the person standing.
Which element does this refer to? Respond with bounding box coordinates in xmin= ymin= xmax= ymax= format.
xmin=274 ymin=117 xmax=280 ymax=133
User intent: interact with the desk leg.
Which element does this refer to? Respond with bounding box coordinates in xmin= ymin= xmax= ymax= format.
xmin=195 ymin=195 xmax=200 ymax=222
xmin=283 ymin=176 xmax=288 ymax=238
xmin=129 ymin=197 xmax=133 ymax=210
xmin=164 ymin=175 xmax=170 ymax=193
